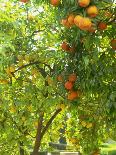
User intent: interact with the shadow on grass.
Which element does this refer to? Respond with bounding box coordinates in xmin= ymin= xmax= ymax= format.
xmin=108 ymin=150 xmax=116 ymax=155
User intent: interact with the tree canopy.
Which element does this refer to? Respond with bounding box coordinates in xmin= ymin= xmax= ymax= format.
xmin=0 ymin=0 xmax=116 ymax=155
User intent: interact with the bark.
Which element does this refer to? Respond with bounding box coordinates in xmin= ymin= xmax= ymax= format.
xmin=41 ymin=108 xmax=62 ymax=139
xmin=19 ymin=141 xmax=25 ymax=155
xmin=32 ymin=109 xmax=62 ymax=155
xmin=32 ymin=113 xmax=44 ymax=155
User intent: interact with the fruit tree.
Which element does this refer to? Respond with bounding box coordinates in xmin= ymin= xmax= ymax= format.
xmin=0 ymin=0 xmax=116 ymax=155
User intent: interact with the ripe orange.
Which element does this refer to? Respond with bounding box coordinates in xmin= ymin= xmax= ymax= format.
xmin=61 ymin=19 xmax=67 ymax=25
xmin=20 ymin=0 xmax=29 ymax=3
xmin=74 ymin=15 xmax=83 ymax=27
xmin=74 ymin=16 xmax=92 ymax=30
xmin=86 ymin=6 xmax=98 ymax=17
xmin=50 ymin=0 xmax=60 ymax=6
xmin=57 ymin=75 xmax=63 ymax=82
xmin=64 ymin=81 xmax=73 ymax=90
xmin=68 ymin=14 xmax=75 ymax=25
xmin=69 ymin=47 xmax=75 ymax=53
xmin=61 ymin=19 xmax=71 ymax=28
xmin=78 ymin=0 xmax=90 ymax=7
xmin=87 ymin=24 xmax=96 ymax=33
xmin=68 ymin=73 xmax=77 ymax=82
xmin=67 ymin=91 xmax=79 ymax=100
xmin=111 ymin=39 xmax=116 ymax=50
xmin=61 ymin=42 xmax=70 ymax=51
xmin=98 ymin=22 xmax=107 ymax=30
xmin=79 ymin=17 xmax=92 ymax=30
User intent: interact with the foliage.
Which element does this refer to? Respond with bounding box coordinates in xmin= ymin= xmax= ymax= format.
xmin=0 ymin=0 xmax=116 ymax=155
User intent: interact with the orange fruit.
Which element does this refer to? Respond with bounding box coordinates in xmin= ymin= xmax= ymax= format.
xmin=50 ymin=0 xmax=60 ymax=6
xmin=69 ymin=47 xmax=75 ymax=53
xmin=61 ymin=19 xmax=67 ymax=25
xmin=68 ymin=14 xmax=75 ymax=25
xmin=68 ymin=73 xmax=77 ymax=82
xmin=67 ymin=91 xmax=79 ymax=100
xmin=20 ymin=0 xmax=29 ymax=3
xmin=79 ymin=17 xmax=92 ymax=30
xmin=111 ymin=39 xmax=116 ymax=50
xmin=86 ymin=6 xmax=98 ymax=17
xmin=87 ymin=24 xmax=96 ymax=33
xmin=74 ymin=15 xmax=83 ymax=27
xmin=78 ymin=0 xmax=90 ymax=7
xmin=98 ymin=22 xmax=107 ymax=30
xmin=57 ymin=75 xmax=63 ymax=82
xmin=74 ymin=16 xmax=92 ymax=30
xmin=61 ymin=42 xmax=70 ymax=51
xmin=61 ymin=19 xmax=71 ymax=28
xmin=64 ymin=81 xmax=73 ymax=90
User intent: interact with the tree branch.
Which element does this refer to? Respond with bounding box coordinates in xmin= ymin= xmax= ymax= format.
xmin=40 ymin=108 xmax=62 ymax=140
xmin=32 ymin=112 xmax=44 ymax=155
xmin=29 ymin=29 xmax=45 ymax=38
xmin=13 ymin=61 xmax=53 ymax=75
xmin=14 ymin=61 xmax=41 ymax=73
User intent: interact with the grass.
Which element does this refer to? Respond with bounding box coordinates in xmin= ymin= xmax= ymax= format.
xmin=101 ymin=143 xmax=116 ymax=155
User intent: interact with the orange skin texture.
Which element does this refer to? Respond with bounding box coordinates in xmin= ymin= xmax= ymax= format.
xmin=61 ymin=42 xmax=70 ymax=51
xmin=74 ymin=16 xmax=92 ymax=30
xmin=50 ymin=0 xmax=60 ymax=6
xmin=111 ymin=39 xmax=116 ymax=50
xmin=74 ymin=15 xmax=83 ymax=27
xmin=57 ymin=75 xmax=63 ymax=82
xmin=20 ymin=0 xmax=29 ymax=3
xmin=78 ymin=0 xmax=90 ymax=7
xmin=98 ymin=22 xmax=107 ymax=30
xmin=69 ymin=47 xmax=75 ymax=53
xmin=68 ymin=91 xmax=79 ymax=100
xmin=79 ymin=17 xmax=92 ymax=30
xmin=68 ymin=73 xmax=77 ymax=82
xmin=88 ymin=24 xmax=96 ymax=33
xmin=68 ymin=14 xmax=75 ymax=25
xmin=88 ymin=26 xmax=96 ymax=33
xmin=61 ymin=19 xmax=67 ymax=25
xmin=65 ymin=81 xmax=73 ymax=90
xmin=61 ymin=19 xmax=72 ymax=28
xmin=86 ymin=6 xmax=99 ymax=17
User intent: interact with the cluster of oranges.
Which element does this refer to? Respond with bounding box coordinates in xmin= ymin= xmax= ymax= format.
xmin=57 ymin=73 xmax=80 ymax=101
xmin=60 ymin=0 xmax=99 ymax=31
xmin=51 ymin=0 xmax=109 ymax=32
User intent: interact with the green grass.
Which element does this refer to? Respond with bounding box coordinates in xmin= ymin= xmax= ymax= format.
xmin=101 ymin=143 xmax=116 ymax=155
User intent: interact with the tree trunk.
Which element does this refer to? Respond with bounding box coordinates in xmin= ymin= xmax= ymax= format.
xmin=32 ymin=109 xmax=62 ymax=155
xmin=19 ymin=141 xmax=25 ymax=155
xmin=32 ymin=113 xmax=44 ymax=155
